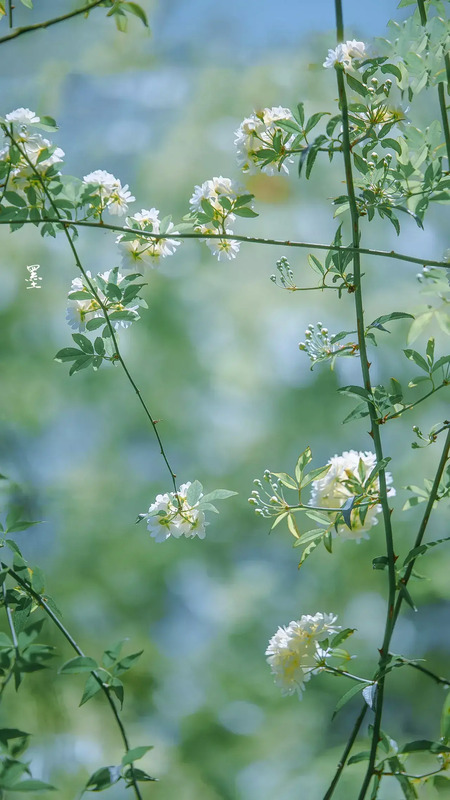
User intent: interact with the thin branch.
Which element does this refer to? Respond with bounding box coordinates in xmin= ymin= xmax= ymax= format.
xmin=334 ymin=4 xmax=398 ymax=799
xmin=4 ymin=564 xmax=144 ymax=800
xmin=395 ymin=658 xmax=450 ymax=687
xmin=0 ymin=0 xmax=104 ymax=45
xmin=393 ymin=428 xmax=450 ymax=627
xmin=323 ymin=703 xmax=368 ymax=800
xmin=382 ymin=383 xmax=448 ymax=423
xmin=438 ymin=81 xmax=450 ymax=166
xmin=324 ymin=666 xmax=372 ymax=684
xmin=0 ymin=217 xmax=448 ymax=270
xmin=4 ymin=130 xmax=179 ymax=495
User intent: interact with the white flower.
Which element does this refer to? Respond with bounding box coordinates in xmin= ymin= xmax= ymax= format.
xmin=65 ymin=275 xmax=102 ymax=332
xmin=323 ymin=40 xmax=368 ymax=69
xmin=266 ymin=613 xmax=341 ymax=698
xmin=309 ymin=450 xmax=395 ymax=540
xmin=234 ymin=107 xmax=295 ymax=175
xmin=82 ymin=169 xmax=135 ymax=217
xmin=189 ymin=176 xmax=243 ymax=218
xmin=98 ymin=269 xmax=140 ymax=328
xmin=206 ymin=233 xmax=240 ymax=261
xmin=144 ymin=482 xmax=207 ymax=542
xmin=5 ymin=108 xmax=40 ymax=125
xmin=21 ymin=135 xmax=64 ymax=171
xmin=117 ymin=207 xmax=180 ymax=270
xmin=346 ymin=40 xmax=368 ymax=59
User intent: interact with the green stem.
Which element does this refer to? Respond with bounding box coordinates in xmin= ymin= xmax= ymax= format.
xmin=438 ymin=81 xmax=450 ymax=166
xmin=324 ymin=666 xmax=372 ymax=684
xmin=323 ymin=703 xmax=368 ymax=800
xmin=383 ymin=383 xmax=447 ymax=422
xmin=5 ymin=131 xmax=179 ymax=495
xmin=334 ymin=3 xmax=398 ymax=798
xmin=0 ymin=217 xmax=448 ymax=270
xmin=416 ymin=0 xmax=427 ymax=26
xmin=392 ymin=428 xmax=450 ymax=627
xmin=4 ymin=565 xmax=143 ymax=800
xmin=0 ymin=582 xmax=18 ymax=697
xmin=397 ymin=658 xmax=450 ymax=687
xmin=0 ymin=0 xmax=104 ymax=45
xmin=7 ymin=0 xmax=13 ymax=28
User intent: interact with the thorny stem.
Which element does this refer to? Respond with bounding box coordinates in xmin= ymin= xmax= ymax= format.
xmin=7 ymin=0 xmax=13 ymax=29
xmin=0 ymin=217 xmax=448 ymax=270
xmin=4 ymin=130 xmax=179 ymax=496
xmin=334 ymin=2 xmax=398 ymax=798
xmin=415 ymin=1 xmax=450 ymax=166
xmin=0 ymin=0 xmax=104 ymax=45
xmin=3 ymin=564 xmax=144 ymax=800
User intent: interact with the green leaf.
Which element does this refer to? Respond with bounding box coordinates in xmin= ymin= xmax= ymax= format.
xmin=86 ymin=317 xmax=105 ymax=331
xmin=0 ymin=729 xmax=30 ymax=757
xmin=4 ymin=191 xmax=27 ymax=208
xmin=400 ymin=740 xmax=450 ymax=755
xmin=200 ymin=489 xmax=237 ymax=503
xmin=304 ymin=111 xmax=330 ymax=135
xmin=403 ymin=348 xmax=429 ymax=373
xmin=85 ymin=766 xmax=122 ymax=791
xmin=69 ymin=355 xmax=94 ymax=376
xmin=398 ymin=585 xmax=417 ymax=612
xmin=287 ymin=514 xmax=300 ymax=539
xmin=54 ymin=347 xmax=84 ymax=363
xmin=72 ymin=334 xmax=94 ymax=354
xmin=233 ymin=206 xmax=259 ymax=218
xmin=294 ymin=447 xmax=312 ymax=482
xmin=407 ymin=311 xmax=434 ymax=345
xmin=80 ymin=674 xmax=102 ymax=706
xmin=369 ymin=312 xmax=414 ymax=330
xmin=122 ymin=746 xmax=153 ymax=766
xmin=338 ymin=385 xmax=372 ymax=402
xmin=59 ymin=656 xmax=98 ymax=674
xmin=185 ymin=481 xmax=203 ymax=506
xmin=307 ymin=254 xmax=324 ymax=275
xmin=113 ymin=650 xmax=143 ymax=675
xmin=332 ymin=683 xmax=365 ymax=719
xmin=403 ymin=536 xmax=450 ymax=566
xmin=300 ymin=464 xmax=331 ymax=489
xmin=330 ymin=628 xmax=355 ymax=648
xmin=372 ymin=556 xmax=389 ymax=571
xmin=339 ymin=496 xmax=356 ymax=530
xmin=272 ymin=472 xmax=298 ymax=490
xmin=441 ymin=690 xmax=450 ymax=743
xmin=123 ymin=766 xmax=157 ymax=783
xmin=8 ymin=780 xmax=56 ymax=792
xmin=124 ymin=2 xmax=149 ymax=27
xmin=346 ymin=73 xmax=369 ymax=97
xmin=298 ymin=536 xmax=322 ymax=567
xmin=348 ymin=751 xmax=371 ymax=765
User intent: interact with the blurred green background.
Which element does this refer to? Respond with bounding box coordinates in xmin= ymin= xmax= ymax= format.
xmin=0 ymin=1 xmax=449 ymax=798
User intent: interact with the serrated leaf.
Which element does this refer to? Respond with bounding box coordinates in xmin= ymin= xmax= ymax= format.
xmin=298 ymin=536 xmax=321 ymax=567
xmin=72 ymin=333 xmax=94 ymax=354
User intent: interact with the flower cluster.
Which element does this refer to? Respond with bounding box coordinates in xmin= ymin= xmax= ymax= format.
xmin=143 ymin=482 xmax=207 ymax=542
xmin=299 ymin=322 xmax=357 ymax=368
xmin=189 ymin=176 xmax=257 ymax=261
xmin=309 ymin=450 xmax=395 ymax=540
xmin=82 ymin=169 xmax=135 ymax=217
xmin=116 ymin=208 xmax=180 ymax=270
xmin=0 ymin=107 xmax=64 ymax=192
xmin=323 ymin=40 xmax=368 ymax=70
xmin=266 ymin=613 xmax=341 ymax=698
xmin=66 ymin=268 xmax=142 ymax=333
xmin=234 ymin=106 xmax=296 ymax=175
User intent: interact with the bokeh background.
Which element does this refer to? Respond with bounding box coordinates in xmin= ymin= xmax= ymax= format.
xmin=0 ymin=1 xmax=449 ymax=797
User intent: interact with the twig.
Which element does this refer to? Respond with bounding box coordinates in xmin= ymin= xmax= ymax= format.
xmin=0 ymin=1 xmax=104 ymax=45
